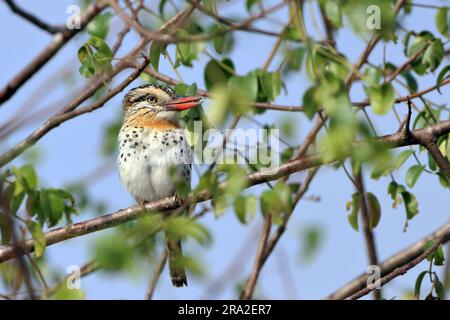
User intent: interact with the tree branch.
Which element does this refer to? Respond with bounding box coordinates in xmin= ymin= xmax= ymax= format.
xmin=326 ymin=221 xmax=450 ymax=299
xmin=108 ymin=0 xmax=287 ymax=44
xmin=2 ymin=116 xmax=450 ymax=263
xmin=0 ymin=2 xmax=107 ymax=105
xmin=239 ymin=214 xmax=272 ymax=300
xmin=0 ymin=5 xmax=198 ymax=169
xmin=3 ymin=0 xmax=66 ymax=34
xmin=346 ymin=226 xmax=450 ymax=300
xmin=0 ymin=54 xmax=149 ymax=169
xmin=354 ymin=170 xmax=381 ymax=300
xmin=144 ymin=251 xmax=167 ymax=300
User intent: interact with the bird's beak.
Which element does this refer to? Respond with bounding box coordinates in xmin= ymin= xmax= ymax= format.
xmin=163 ymin=96 xmax=202 ymax=111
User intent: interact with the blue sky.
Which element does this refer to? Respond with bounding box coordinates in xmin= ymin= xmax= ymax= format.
xmin=0 ymin=0 xmax=449 ymax=299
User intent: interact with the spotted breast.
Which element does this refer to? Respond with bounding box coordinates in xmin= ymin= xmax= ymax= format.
xmin=117 ymin=125 xmax=192 ymax=203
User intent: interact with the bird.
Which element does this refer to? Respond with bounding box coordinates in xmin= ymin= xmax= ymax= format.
xmin=117 ymin=83 xmax=202 ymax=287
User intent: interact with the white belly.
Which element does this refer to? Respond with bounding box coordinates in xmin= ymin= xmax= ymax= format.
xmin=117 ymin=127 xmax=191 ymax=203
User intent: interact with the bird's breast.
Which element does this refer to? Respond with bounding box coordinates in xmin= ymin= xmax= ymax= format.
xmin=117 ymin=126 xmax=192 ymax=203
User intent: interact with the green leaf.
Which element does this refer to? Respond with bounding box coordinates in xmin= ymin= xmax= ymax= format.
xmin=347 ymin=192 xmax=360 ymax=231
xmin=40 ymin=189 xmax=66 ymax=227
xmin=208 ymin=86 xmax=230 ymax=127
xmin=234 ymin=195 xmax=246 ymax=223
xmin=79 ymin=64 xmax=95 ymax=78
xmin=282 ymin=46 xmax=305 ymax=74
xmin=324 ymin=1 xmax=342 ymax=28
xmin=301 ymin=225 xmax=324 ymax=261
xmin=79 ymin=37 xmax=112 ymax=77
xmin=302 ymin=86 xmax=320 ymax=119
xmin=86 ymin=12 xmax=112 ymax=39
xmin=26 ymin=221 xmax=46 ymax=259
xmin=204 ymin=58 xmax=234 ymax=91
xmin=51 ymin=286 xmax=85 ymax=300
xmin=366 ymin=192 xmax=381 ymax=230
xmin=86 ymin=36 xmax=112 ymax=58
xmin=149 ymin=41 xmax=164 ymax=71
xmin=246 ymin=0 xmax=261 ymax=11
xmin=220 ymin=165 xmax=247 ymax=196
xmin=400 ymin=71 xmax=418 ymax=93
xmin=405 ymin=165 xmax=425 ymax=188
xmin=435 ymin=275 xmax=445 ymax=299
xmin=13 ymin=165 xmax=38 ymax=190
xmin=10 ymin=191 xmax=25 ymax=214
xmin=436 ymin=7 xmax=449 ymax=38
xmin=414 ymin=271 xmax=428 ymax=299
xmin=260 ymin=182 xmax=292 ymax=224
xmin=434 ymin=244 xmax=445 ymax=266
xmin=387 ymin=181 xmax=400 ymax=206
xmin=437 ymin=172 xmax=449 ymax=188
xmin=175 ymin=29 xmax=198 ymax=67
xmin=174 ymin=82 xmax=197 ymax=97
xmin=422 ymin=40 xmax=444 ymax=72
xmin=164 ymin=217 xmax=211 ymax=245
xmin=78 ymin=45 xmax=92 ymax=66
xmin=159 ymin=0 xmax=168 ymax=17
xmin=259 ymin=71 xmax=281 ymax=101
xmin=401 ymin=191 xmax=419 ymax=219
xmin=436 ymin=65 xmax=450 ymax=94
xmin=233 ymin=195 xmax=257 ymax=224
xmin=228 ymin=72 xmax=258 ymax=103
xmin=273 ymin=182 xmax=292 ymax=213
xmin=364 ymin=66 xmax=381 ymax=87
xmin=94 ymin=233 xmax=133 ymax=271
xmin=368 ymin=82 xmax=395 ymax=115
xmin=394 ymin=150 xmax=414 ymax=169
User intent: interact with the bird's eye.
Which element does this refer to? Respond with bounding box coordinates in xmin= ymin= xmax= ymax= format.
xmin=147 ymin=96 xmax=158 ymax=103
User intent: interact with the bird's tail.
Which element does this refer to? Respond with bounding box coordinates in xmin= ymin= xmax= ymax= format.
xmin=165 ymin=235 xmax=187 ymax=287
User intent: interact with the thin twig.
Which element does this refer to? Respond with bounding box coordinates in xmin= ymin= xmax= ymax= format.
xmin=0 ymin=3 xmax=107 ymax=105
xmin=3 ymin=0 xmax=66 ymax=34
xmin=354 ymin=171 xmax=381 ymax=300
xmin=346 ymin=227 xmax=450 ymax=300
xmin=144 ymin=251 xmax=168 ymax=300
xmin=239 ymin=214 xmax=272 ymax=300
xmin=326 ymin=221 xmax=450 ymax=299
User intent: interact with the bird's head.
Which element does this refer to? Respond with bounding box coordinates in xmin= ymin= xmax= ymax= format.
xmin=123 ymin=84 xmax=202 ymax=125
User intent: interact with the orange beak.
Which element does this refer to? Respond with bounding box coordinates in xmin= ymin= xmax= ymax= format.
xmin=164 ymin=96 xmax=202 ymax=111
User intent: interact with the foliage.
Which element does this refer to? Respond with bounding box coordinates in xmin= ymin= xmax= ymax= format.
xmin=1 ymin=0 xmax=450 ymax=300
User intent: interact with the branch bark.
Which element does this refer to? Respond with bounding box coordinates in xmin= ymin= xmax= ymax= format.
xmin=354 ymin=171 xmax=381 ymax=300
xmin=2 ymin=117 xmax=450 ymax=263
xmin=239 ymin=214 xmax=272 ymax=300
xmin=0 ymin=5 xmax=198 ymax=169
xmin=347 ymin=226 xmax=450 ymax=300
xmin=4 ymin=0 xmax=66 ymax=34
xmin=327 ymin=221 xmax=450 ymax=299
xmin=0 ymin=2 xmax=107 ymax=105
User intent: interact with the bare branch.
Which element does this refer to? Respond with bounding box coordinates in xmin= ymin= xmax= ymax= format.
xmin=354 ymin=170 xmax=381 ymax=300
xmin=239 ymin=214 xmax=272 ymax=300
xmin=0 ymin=2 xmax=107 ymax=105
xmin=144 ymin=251 xmax=167 ymax=300
xmin=347 ymin=227 xmax=450 ymax=300
xmin=327 ymin=221 xmax=450 ymax=299
xmin=0 ymin=54 xmax=149 ymax=169
xmin=3 ymin=0 xmax=66 ymax=34
xmin=2 ymin=118 xmax=450 ymax=264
